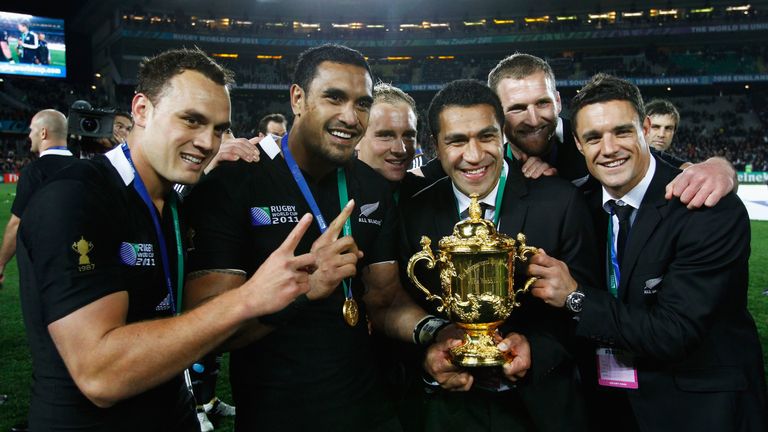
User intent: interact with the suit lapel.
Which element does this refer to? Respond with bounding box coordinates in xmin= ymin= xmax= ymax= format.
xmin=431 ymin=178 xmax=460 ymax=238
xmin=498 ymin=160 xmax=529 ymax=236
xmin=585 ymin=188 xmax=609 ymax=289
xmin=618 ymin=157 xmax=677 ymax=299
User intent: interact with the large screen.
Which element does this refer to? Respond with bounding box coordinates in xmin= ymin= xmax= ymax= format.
xmin=0 ymin=11 xmax=66 ymax=78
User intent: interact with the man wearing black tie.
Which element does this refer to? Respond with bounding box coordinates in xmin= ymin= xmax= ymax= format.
xmin=400 ymin=79 xmax=599 ymax=431
xmin=530 ymin=74 xmax=767 ymax=431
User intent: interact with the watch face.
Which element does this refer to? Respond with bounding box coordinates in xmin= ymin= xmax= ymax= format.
xmin=567 ymin=291 xmax=584 ymax=313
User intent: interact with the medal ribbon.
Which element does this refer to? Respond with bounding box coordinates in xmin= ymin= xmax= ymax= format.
xmin=607 ymin=213 xmax=620 ymax=298
xmin=120 ymin=143 xmax=183 ymax=315
xmin=280 ymin=135 xmax=354 ymax=303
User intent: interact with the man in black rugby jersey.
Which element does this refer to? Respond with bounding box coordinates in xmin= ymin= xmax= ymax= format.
xmin=184 ymin=44 xmax=441 ymax=432
xmin=16 ymin=48 xmax=316 ymax=432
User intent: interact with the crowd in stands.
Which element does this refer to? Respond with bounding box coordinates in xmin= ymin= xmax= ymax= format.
xmin=2 ymin=51 xmax=767 ymax=174
xmin=214 ymin=46 xmax=768 ymax=88
xmin=668 ymin=94 xmax=768 ymax=172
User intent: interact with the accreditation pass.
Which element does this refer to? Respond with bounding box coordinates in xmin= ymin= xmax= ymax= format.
xmin=596 ymin=347 xmax=638 ymax=389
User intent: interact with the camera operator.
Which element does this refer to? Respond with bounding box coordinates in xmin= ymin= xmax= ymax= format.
xmin=70 ymin=104 xmax=133 ymax=159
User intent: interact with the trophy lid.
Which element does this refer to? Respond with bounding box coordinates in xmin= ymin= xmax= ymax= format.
xmin=438 ymin=194 xmax=517 ymax=253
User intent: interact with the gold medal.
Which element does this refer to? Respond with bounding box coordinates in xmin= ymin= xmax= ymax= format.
xmin=343 ymin=298 xmax=359 ymax=326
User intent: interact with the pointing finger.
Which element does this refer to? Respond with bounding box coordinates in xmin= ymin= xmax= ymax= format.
xmin=319 ymin=199 xmax=355 ymax=242
xmin=279 ymin=213 xmax=314 ymax=253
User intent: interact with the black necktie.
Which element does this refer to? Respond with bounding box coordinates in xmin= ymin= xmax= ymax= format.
xmin=608 ymin=200 xmax=634 ymax=265
xmin=460 ymin=202 xmax=493 ymax=220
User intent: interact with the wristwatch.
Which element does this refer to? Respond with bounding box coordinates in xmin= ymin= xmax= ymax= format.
xmin=565 ymin=289 xmax=585 ymax=313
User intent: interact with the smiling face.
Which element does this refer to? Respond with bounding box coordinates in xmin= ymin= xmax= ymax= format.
xmin=290 ymin=61 xmax=373 ymax=168
xmin=574 ymin=99 xmax=651 ymax=198
xmin=356 ymin=101 xmax=417 ymax=182
xmin=436 ymin=104 xmax=504 ymax=198
xmin=495 ymin=71 xmax=561 ymax=157
xmin=645 ymin=113 xmax=677 ymax=151
xmin=132 ymin=70 xmax=231 ymax=187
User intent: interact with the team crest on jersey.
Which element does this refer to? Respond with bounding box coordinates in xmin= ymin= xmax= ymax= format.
xmin=250 ymin=205 xmax=299 ymax=226
xmin=119 ymin=242 xmax=156 ymax=267
xmin=358 ymin=201 xmax=382 ymax=226
xmin=72 ymin=236 xmax=95 ymax=272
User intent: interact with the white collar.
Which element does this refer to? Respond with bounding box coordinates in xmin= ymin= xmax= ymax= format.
xmin=104 ymin=145 xmax=135 ymax=186
xmin=452 ymin=160 xmax=508 ymax=218
xmin=555 ymin=117 xmax=564 ymax=144
xmin=602 ymin=154 xmax=656 ymax=212
xmin=39 ymin=148 xmax=72 ymax=157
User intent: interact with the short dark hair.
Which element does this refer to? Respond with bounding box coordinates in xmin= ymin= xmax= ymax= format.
xmin=137 ymin=47 xmax=235 ymax=105
xmin=115 ymin=111 xmax=133 ymax=123
xmin=258 ymin=113 xmax=287 ymax=135
xmin=645 ymin=99 xmax=680 ymax=128
xmin=487 ymin=53 xmax=556 ymax=95
xmin=570 ymin=73 xmax=645 ymax=133
xmin=427 ymin=79 xmax=504 ymax=140
xmin=292 ymin=44 xmax=372 ymax=94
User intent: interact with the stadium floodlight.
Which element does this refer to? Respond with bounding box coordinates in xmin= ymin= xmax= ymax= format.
xmin=524 ymin=16 xmax=550 ymax=23
xmin=726 ymin=5 xmax=751 ymax=12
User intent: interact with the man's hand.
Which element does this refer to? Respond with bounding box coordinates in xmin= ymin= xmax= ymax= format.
xmin=424 ymin=338 xmax=473 ymax=391
xmin=528 ymin=249 xmax=578 ymax=308
xmin=497 ymin=332 xmax=531 ymax=382
xmin=518 ymin=153 xmax=558 ymax=179
xmin=205 ymin=131 xmax=261 ymax=174
xmin=306 ymin=200 xmax=362 ymax=300
xmin=242 ymin=213 xmax=316 ymax=316
xmin=665 ymin=157 xmax=736 ymax=209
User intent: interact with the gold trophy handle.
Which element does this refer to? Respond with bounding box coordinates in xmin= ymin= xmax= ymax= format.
xmin=407 ymin=236 xmax=447 ymax=312
xmin=514 ymin=233 xmax=540 ymax=297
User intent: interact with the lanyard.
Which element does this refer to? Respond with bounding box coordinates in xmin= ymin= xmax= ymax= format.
xmin=607 ymin=213 xmax=620 ymax=298
xmin=48 ymin=146 xmax=68 ymax=150
xmin=454 ymin=165 xmax=507 ymax=227
xmin=120 ymin=143 xmax=183 ymax=314
xmin=281 ymin=135 xmax=354 ymax=301
xmin=280 ymin=135 xmax=328 ymax=232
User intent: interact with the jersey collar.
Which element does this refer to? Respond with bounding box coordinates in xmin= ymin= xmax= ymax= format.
xmin=105 ymin=145 xmax=134 ymax=186
xmin=39 ymin=148 xmax=73 ymax=157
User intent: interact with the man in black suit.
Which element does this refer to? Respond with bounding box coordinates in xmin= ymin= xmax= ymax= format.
xmin=486 ymin=53 xmax=735 ymax=208
xmin=529 ymin=74 xmax=767 ymax=431
xmin=400 ymin=79 xmax=599 ymax=431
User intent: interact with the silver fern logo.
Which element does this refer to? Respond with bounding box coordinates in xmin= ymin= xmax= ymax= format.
xmin=360 ymin=202 xmax=379 ymax=217
xmin=358 ymin=202 xmax=382 ymax=226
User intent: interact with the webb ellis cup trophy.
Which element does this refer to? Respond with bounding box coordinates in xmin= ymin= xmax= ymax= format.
xmin=407 ymin=194 xmax=538 ymax=367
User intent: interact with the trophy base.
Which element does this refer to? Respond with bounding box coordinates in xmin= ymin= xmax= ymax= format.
xmin=450 ymin=322 xmax=506 ymax=367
